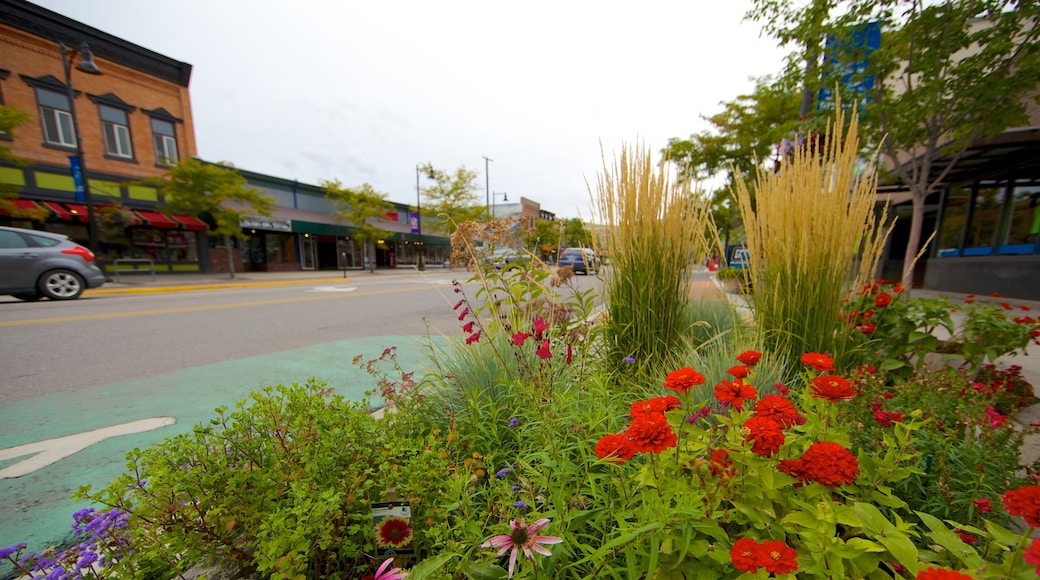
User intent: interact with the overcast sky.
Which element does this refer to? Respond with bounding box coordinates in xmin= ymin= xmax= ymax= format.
xmin=34 ymin=0 xmax=790 ymax=219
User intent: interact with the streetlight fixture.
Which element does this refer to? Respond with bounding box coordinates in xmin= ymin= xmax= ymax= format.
xmin=491 ymin=191 xmax=508 ymax=219
xmin=60 ymin=41 xmax=102 ymax=257
xmin=415 ymin=163 xmax=435 ymax=270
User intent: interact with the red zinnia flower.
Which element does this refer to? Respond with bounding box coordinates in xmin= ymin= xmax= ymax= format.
xmin=799 ymin=441 xmax=859 ymax=487
xmin=777 ymin=458 xmax=809 ymax=482
xmin=916 ymin=567 xmax=973 ymax=579
xmin=729 ymin=537 xmax=760 ymax=574
xmin=873 ymin=410 xmax=905 ymax=427
xmin=535 ymin=339 xmax=552 ymax=360
xmin=736 ymin=350 xmax=762 ymax=366
xmin=726 ymin=365 xmax=751 ymax=378
xmin=753 ymin=394 xmax=803 ymax=428
xmin=1002 ymin=485 xmax=1040 ymax=527
xmin=630 ymin=396 xmax=681 ymax=419
xmin=743 ymin=416 xmax=785 ymax=457
xmin=594 ymin=433 xmax=635 ymax=463
xmin=810 ymin=374 xmax=857 ymax=402
xmin=800 ymin=352 xmax=835 ymax=372
xmin=715 ymin=378 xmax=758 ymax=409
xmin=874 ymin=292 xmax=892 ymax=308
xmin=756 ymin=539 xmax=798 ymax=575
xmin=625 ymin=414 xmax=677 ymax=454
xmin=985 ymin=406 xmax=1007 ymax=428
xmin=663 ymin=367 xmax=706 ymax=393
xmin=1023 ymin=537 xmax=1040 ymax=573
xmin=709 ymin=448 xmax=735 ymax=478
xmin=858 ymin=321 xmax=876 ymax=334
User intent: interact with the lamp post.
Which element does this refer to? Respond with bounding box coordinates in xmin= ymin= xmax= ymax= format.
xmin=60 ymin=41 xmax=102 ymax=257
xmin=491 ymin=191 xmax=508 ymax=219
xmin=415 ymin=163 xmax=434 ymax=270
xmin=482 ymin=155 xmax=493 ymax=214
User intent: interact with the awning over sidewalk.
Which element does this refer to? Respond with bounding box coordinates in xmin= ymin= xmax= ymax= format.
xmin=134 ymin=209 xmax=179 ymax=229
xmin=0 ymin=199 xmax=45 ymax=216
xmin=41 ymin=201 xmax=74 ymax=221
xmin=172 ymin=215 xmax=208 ymax=232
xmin=64 ymin=203 xmax=89 ymax=222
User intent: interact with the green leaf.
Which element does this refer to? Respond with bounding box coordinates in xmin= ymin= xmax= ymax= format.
xmin=876 ymin=533 xmax=919 ymax=574
xmin=880 ymin=358 xmax=907 ymax=371
xmin=914 ymin=512 xmax=984 ymax=569
xmin=985 ymin=520 xmax=1029 ymax=548
xmin=460 ymin=561 xmax=509 ymax=580
xmin=409 ymin=553 xmax=458 ymax=579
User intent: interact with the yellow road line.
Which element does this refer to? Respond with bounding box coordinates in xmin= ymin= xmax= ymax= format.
xmin=0 ymin=286 xmax=423 ymax=327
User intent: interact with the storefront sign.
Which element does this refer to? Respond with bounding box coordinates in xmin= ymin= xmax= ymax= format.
xmin=239 ymin=215 xmax=292 ymax=232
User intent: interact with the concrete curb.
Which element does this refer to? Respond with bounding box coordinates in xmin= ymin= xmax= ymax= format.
xmin=86 ymin=277 xmax=355 ymax=296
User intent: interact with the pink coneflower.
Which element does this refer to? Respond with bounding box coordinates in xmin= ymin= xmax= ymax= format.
xmin=367 ymin=557 xmax=408 ymax=580
xmin=480 ymin=518 xmax=563 ymax=578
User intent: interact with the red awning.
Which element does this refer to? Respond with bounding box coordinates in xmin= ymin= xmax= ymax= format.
xmin=65 ymin=203 xmax=89 ymax=222
xmin=42 ymin=201 xmax=74 ymax=221
xmin=173 ymin=214 xmax=208 ymax=232
xmin=0 ymin=199 xmax=45 ymax=216
xmin=134 ymin=209 xmax=179 ymax=229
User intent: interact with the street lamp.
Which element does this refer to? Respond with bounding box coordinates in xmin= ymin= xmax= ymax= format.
xmin=491 ymin=191 xmax=508 ymax=219
xmin=60 ymin=41 xmax=102 ymax=257
xmin=483 ymin=155 xmax=493 ymax=214
xmin=415 ymin=163 xmax=435 ymax=270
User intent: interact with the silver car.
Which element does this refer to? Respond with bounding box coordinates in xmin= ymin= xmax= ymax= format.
xmin=0 ymin=225 xmax=106 ymax=300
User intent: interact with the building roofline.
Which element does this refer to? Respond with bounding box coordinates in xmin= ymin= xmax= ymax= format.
xmin=0 ymin=0 xmax=193 ymax=87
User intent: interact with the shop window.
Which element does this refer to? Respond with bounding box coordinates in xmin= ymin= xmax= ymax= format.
xmin=962 ymin=184 xmax=1004 ymax=255
xmin=36 ymin=88 xmax=76 ymax=148
xmin=266 ymin=232 xmax=296 ymax=263
xmin=938 ymin=187 xmax=971 ymax=256
xmin=151 ymin=118 xmax=178 ymax=166
xmin=998 ymin=184 xmax=1040 ymax=253
xmin=99 ymin=105 xmax=133 ymax=159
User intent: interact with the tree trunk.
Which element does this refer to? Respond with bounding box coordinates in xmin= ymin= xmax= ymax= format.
xmin=901 ymin=193 xmax=927 ymax=290
xmin=225 ymin=234 xmax=236 ymax=279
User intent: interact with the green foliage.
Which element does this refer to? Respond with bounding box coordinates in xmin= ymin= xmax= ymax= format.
xmin=322 ymin=180 xmax=395 ymax=273
xmin=420 ymin=165 xmax=485 ymax=234
xmin=0 ymin=105 xmax=44 ymax=218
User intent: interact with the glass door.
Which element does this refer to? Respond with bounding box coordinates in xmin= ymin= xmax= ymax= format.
xmin=301 ymin=235 xmax=317 ymax=270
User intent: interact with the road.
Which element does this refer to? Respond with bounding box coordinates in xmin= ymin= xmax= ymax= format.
xmin=0 ymin=270 xmax=602 ymax=566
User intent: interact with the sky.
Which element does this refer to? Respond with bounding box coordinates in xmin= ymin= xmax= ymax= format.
xmin=33 ymin=0 xmax=792 ymax=219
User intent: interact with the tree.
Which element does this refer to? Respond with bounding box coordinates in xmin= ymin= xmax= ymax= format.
xmin=322 ymin=180 xmax=394 ymax=273
xmin=749 ymin=0 xmax=1040 ymax=286
xmin=523 ymin=220 xmax=561 ymax=259
xmin=0 ymin=105 xmax=48 ymax=221
xmin=559 ymin=218 xmax=592 ymax=249
xmin=146 ymin=158 xmax=274 ymax=278
xmin=419 ymin=164 xmax=485 ymax=233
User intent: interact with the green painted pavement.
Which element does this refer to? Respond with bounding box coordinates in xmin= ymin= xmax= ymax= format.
xmin=0 ymin=334 xmax=448 ymax=569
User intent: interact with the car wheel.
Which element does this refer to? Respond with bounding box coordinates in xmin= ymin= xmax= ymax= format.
xmin=38 ymin=269 xmax=85 ymax=300
xmin=12 ymin=293 xmax=42 ymax=302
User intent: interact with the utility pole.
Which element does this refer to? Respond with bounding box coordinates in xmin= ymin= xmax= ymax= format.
xmin=482 ymin=155 xmax=493 ymax=214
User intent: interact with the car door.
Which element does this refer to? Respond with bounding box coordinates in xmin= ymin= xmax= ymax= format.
xmin=0 ymin=229 xmax=38 ymax=292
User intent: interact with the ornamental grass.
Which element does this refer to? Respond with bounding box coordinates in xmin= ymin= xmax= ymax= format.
xmin=591 ymin=141 xmax=717 ymax=381
xmin=733 ymin=106 xmax=891 ymax=369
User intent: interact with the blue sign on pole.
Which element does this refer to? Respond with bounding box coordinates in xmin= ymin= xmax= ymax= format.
xmin=817 ymin=21 xmax=882 ymax=113
xmin=68 ymin=155 xmax=85 ymax=202
xmin=410 ymin=212 xmax=419 ymax=234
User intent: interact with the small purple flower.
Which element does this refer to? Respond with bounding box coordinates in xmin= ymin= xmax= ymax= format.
xmin=508 ymin=417 xmax=519 ymax=428
xmin=496 ymin=468 xmax=513 ymax=478
xmin=511 ymin=484 xmax=522 ymax=492
xmin=514 ymin=500 xmax=530 ymax=509
xmin=0 ymin=543 xmax=26 ymax=560
xmin=623 ymin=357 xmax=636 ymax=363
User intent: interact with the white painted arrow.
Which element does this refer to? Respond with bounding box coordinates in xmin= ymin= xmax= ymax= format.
xmin=0 ymin=417 xmax=176 ymax=479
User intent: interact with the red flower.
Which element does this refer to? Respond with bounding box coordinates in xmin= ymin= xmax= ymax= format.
xmin=710 ymin=448 xmax=735 ymax=478
xmin=376 ymin=516 xmax=412 ymax=548
xmin=458 ymin=308 xmax=469 ymax=320
xmin=715 ymin=378 xmax=758 ymax=409
xmin=858 ymin=321 xmax=876 ymax=334
xmin=533 ymin=317 xmax=549 ymax=339
xmin=726 ymin=365 xmax=751 ymax=378
xmin=465 ymin=331 xmax=481 ymax=344
xmin=753 ymin=394 xmax=803 ymax=428
xmin=663 ymin=367 xmax=706 ymax=393
xmin=970 ymin=498 xmax=992 ymax=513
xmin=536 ymin=339 xmax=552 ymax=360
xmin=1002 ymin=485 xmax=1040 ymax=527
xmin=985 ymin=406 xmax=1007 ymax=428
xmin=743 ymin=416 xmax=785 ymax=457
xmin=957 ymin=531 xmax=977 ymax=545
xmin=756 ymin=539 xmax=798 ymax=575
xmin=799 ymin=442 xmax=859 ymax=487
xmin=1023 ymin=538 xmax=1040 ymax=573
xmin=874 ymin=292 xmax=892 ymax=308
xmin=916 ymin=567 xmax=973 ymax=579
xmin=462 ymin=321 xmax=475 ymax=333
xmin=594 ymin=433 xmax=634 ymax=463
xmin=873 ymin=410 xmax=905 ymax=427
xmin=630 ymin=396 xmax=681 ymax=419
xmin=729 ymin=537 xmax=760 ymax=574
xmin=774 ymin=382 xmax=791 ymax=395
xmin=778 ymin=458 xmax=809 ymax=482
xmin=511 ymin=332 xmax=532 ymax=346
xmin=625 ymin=414 xmax=677 ymax=454
xmin=800 ymin=352 xmax=835 ymax=372
xmin=810 ymin=375 xmax=857 ymax=402
xmin=453 ymin=299 xmax=464 ymax=310
xmin=565 ymin=343 xmax=573 ymax=365
xmin=736 ymin=350 xmax=762 ymax=366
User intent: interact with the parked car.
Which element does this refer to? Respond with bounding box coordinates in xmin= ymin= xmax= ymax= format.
xmin=557 ymin=247 xmax=600 ymax=275
xmin=0 ymin=225 xmax=106 ymax=300
xmin=491 ymin=248 xmax=530 ymax=269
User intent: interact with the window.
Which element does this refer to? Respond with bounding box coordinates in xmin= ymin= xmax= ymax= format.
xmin=151 ymin=118 xmax=178 ymax=165
xmin=99 ymin=105 xmax=133 ymax=158
xmin=1001 ymin=184 xmax=1040 ymax=250
xmin=37 ymin=88 xmax=76 ymax=148
xmin=937 ymin=187 xmax=970 ymax=256
xmin=964 ymin=183 xmax=1004 ymax=253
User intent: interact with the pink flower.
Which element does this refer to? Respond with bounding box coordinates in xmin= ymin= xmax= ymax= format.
xmin=371 ymin=557 xmax=408 ymax=580
xmin=984 ymin=406 xmax=1007 ymax=428
xmin=481 ymin=518 xmax=563 ymax=578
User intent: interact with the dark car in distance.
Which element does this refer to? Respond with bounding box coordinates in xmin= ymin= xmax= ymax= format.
xmin=0 ymin=225 xmax=106 ymax=300
xmin=557 ymin=247 xmax=600 ymax=275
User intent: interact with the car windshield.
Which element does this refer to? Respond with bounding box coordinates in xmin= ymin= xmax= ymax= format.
xmin=561 ymin=250 xmax=583 ymax=259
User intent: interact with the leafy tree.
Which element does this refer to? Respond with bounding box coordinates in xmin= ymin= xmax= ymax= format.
xmin=0 ymin=105 xmax=47 ymax=221
xmin=322 ymin=180 xmax=394 ymax=273
xmin=419 ymin=164 xmax=485 ymax=233
xmin=523 ymin=219 xmax=561 ymax=259
xmin=749 ymin=0 xmax=1040 ymax=285
xmin=146 ymin=158 xmax=274 ymax=278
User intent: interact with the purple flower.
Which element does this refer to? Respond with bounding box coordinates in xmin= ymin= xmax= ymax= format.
xmin=514 ymin=500 xmax=529 ymax=509
xmin=623 ymin=357 xmax=636 ymax=363
xmin=496 ymin=468 xmax=513 ymax=478
xmin=508 ymin=417 xmax=519 ymax=428
xmin=0 ymin=543 xmax=26 ymax=560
